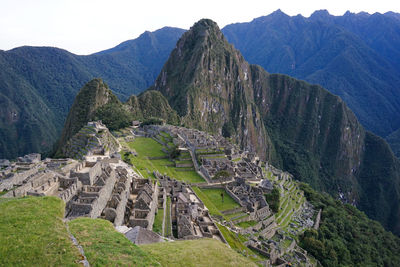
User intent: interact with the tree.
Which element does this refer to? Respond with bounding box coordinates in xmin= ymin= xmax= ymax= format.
xmin=222 ymin=121 xmax=235 ymax=138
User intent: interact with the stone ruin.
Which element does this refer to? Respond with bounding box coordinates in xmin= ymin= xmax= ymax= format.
xmin=62 ymin=121 xmax=119 ymax=160
xmin=125 ymin=177 xmax=159 ymax=230
xmin=155 ymin=171 xmax=226 ymax=242
xmin=225 ymin=178 xmax=271 ymax=221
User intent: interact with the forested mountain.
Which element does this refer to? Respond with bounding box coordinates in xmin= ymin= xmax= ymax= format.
xmin=222 ymin=10 xmax=400 ymax=155
xmin=151 ymin=19 xmax=400 ymax=236
xmin=0 ymin=27 xmax=184 ymax=159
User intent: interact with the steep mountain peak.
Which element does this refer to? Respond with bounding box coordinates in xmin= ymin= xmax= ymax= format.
xmin=54 ymin=78 xmax=119 ymax=156
xmin=152 ymin=19 xmax=270 ymax=157
xmin=310 ymin=9 xmax=331 ymax=19
xmin=181 ymin=18 xmax=223 ymax=48
xmin=270 ymin=9 xmax=288 ymax=17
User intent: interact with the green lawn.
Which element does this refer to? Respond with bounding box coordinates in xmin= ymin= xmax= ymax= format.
xmin=127 ymin=137 xmax=166 ymax=158
xmin=199 ymin=188 xmax=240 ymax=211
xmin=192 ymin=187 xmax=224 ymax=218
xmin=153 ymin=208 xmax=164 ymax=235
xmin=125 ymin=138 xmax=205 ymax=184
xmin=236 ymin=220 xmax=258 ymax=229
xmin=165 ymin=196 xmax=172 ymax=237
xmin=141 ymin=238 xmax=257 ymax=267
xmin=225 ymin=211 xmax=249 ymax=221
xmin=68 ymin=218 xmax=159 ymax=266
xmin=0 ymin=196 xmax=81 ymax=266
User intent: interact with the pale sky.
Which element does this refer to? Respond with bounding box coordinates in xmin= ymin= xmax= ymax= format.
xmin=0 ymin=0 xmax=398 ymax=55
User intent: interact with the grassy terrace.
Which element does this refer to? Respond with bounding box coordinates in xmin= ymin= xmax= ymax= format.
xmin=192 ymin=187 xmax=224 ymax=217
xmin=199 ymin=188 xmax=240 ymax=211
xmin=165 ymin=196 xmax=172 ymax=237
xmin=0 ymin=196 xmax=81 ymax=266
xmin=215 ymin=223 xmax=263 ymax=263
xmin=123 ymin=137 xmax=204 ymax=184
xmin=153 ymin=208 xmax=164 ymax=235
xmin=191 ymin=187 xmax=248 ymax=222
xmin=69 ymin=218 xmax=158 ymax=266
xmin=141 ymin=238 xmax=257 ymax=267
xmin=236 ymin=220 xmax=258 ymax=228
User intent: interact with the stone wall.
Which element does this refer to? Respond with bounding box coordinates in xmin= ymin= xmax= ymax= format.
xmin=0 ymin=165 xmax=41 ymax=192
xmin=58 ymin=179 xmax=82 ymax=203
xmin=70 ymin=161 xmax=102 ymax=185
xmin=313 ymin=209 xmax=322 ymax=230
xmin=224 ymin=185 xmax=246 ymax=207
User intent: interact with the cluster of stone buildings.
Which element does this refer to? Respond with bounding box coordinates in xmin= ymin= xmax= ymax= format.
xmin=126 ymin=177 xmax=158 ymax=230
xmin=155 ymin=171 xmax=226 ymax=242
xmin=225 ymin=178 xmax=271 ymax=221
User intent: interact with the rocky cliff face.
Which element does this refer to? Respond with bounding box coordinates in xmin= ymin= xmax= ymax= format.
xmin=151 ymin=19 xmax=400 ymax=235
xmin=151 ymin=19 xmax=272 ymax=159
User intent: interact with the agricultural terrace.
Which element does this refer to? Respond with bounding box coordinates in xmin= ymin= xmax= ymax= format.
xmin=121 ymin=137 xmax=205 ymax=184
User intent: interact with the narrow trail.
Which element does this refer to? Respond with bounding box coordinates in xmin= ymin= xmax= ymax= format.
xmin=64 ymin=220 xmax=90 ymax=267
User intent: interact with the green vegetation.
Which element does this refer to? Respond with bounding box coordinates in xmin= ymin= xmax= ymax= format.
xmin=153 ymin=208 xmax=164 ymax=235
xmin=165 ymin=197 xmax=172 ymax=237
xmin=0 ymin=196 xmax=80 ymax=266
xmin=0 ymin=27 xmax=184 ymax=159
xmin=123 ymin=137 xmax=204 ymax=183
xmin=265 ymin=187 xmax=280 ymax=213
xmin=94 ymin=102 xmax=133 ymax=131
xmin=199 ymin=188 xmax=240 ymax=211
xmin=141 ymin=238 xmax=257 ymax=267
xmin=69 ymin=218 xmax=158 ymax=266
xmin=299 ymin=183 xmax=400 ymax=266
xmin=192 ymin=187 xmax=224 ymax=217
xmin=215 ymin=223 xmax=262 ymax=262
xmin=236 ymin=220 xmax=258 ymax=228
xmin=223 ymin=11 xmax=400 ymax=141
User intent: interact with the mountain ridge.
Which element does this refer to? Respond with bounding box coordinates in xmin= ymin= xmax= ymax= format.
xmin=149 ymin=18 xmax=400 ymax=236
xmin=222 ymin=10 xmax=400 ymax=141
xmin=0 ymin=27 xmax=185 ymax=159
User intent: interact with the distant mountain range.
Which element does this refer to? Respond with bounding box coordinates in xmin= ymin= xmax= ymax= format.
xmin=0 ymin=27 xmax=184 ymax=158
xmin=223 ymin=10 xmax=400 ymax=152
xmin=1 ymin=10 xmax=400 ymax=159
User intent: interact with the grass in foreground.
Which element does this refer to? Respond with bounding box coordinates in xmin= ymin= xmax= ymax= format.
xmin=141 ymin=238 xmax=257 ymax=267
xmin=68 ymin=218 xmax=159 ymax=266
xmin=0 ymin=196 xmax=80 ymax=266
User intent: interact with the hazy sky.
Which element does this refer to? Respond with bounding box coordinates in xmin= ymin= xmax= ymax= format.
xmin=0 ymin=0 xmax=398 ymax=55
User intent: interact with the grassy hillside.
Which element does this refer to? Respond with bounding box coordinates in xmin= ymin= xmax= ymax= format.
xmin=0 ymin=197 xmax=81 ymax=266
xmin=141 ymin=238 xmax=257 ymax=267
xmin=68 ymin=218 xmax=159 ymax=266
